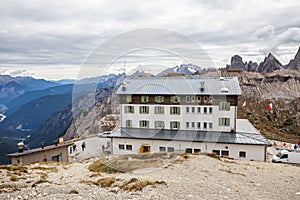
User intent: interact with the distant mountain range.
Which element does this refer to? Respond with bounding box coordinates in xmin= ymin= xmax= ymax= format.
xmin=0 ymin=75 xmax=59 ymax=104
xmin=226 ymin=46 xmax=300 ymax=72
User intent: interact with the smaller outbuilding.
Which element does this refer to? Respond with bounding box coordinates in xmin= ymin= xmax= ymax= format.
xmin=6 ymin=142 xmax=70 ymax=166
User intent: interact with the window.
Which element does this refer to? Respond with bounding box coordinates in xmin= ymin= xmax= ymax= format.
xmin=191 ymin=122 xmax=195 ymax=128
xmin=208 ymin=96 xmax=213 ymax=103
xmin=191 ymin=107 xmax=195 ymax=113
xmin=155 ymin=121 xmax=164 ymax=129
xmin=141 ymin=96 xmax=149 ymax=103
xmin=170 ymin=121 xmax=180 ymax=129
xmin=126 ymin=95 xmax=132 ymax=103
xmin=194 ymin=149 xmax=201 ymax=153
xmin=126 ymin=145 xmax=133 ymax=150
xmin=186 ymin=96 xmax=190 ymax=103
xmin=171 ymin=96 xmax=180 ymax=103
xmin=167 ymin=147 xmax=175 ymax=152
xmin=219 ymin=102 xmax=230 ymax=111
xmin=126 ymin=120 xmax=132 ymax=127
xmin=185 ymin=148 xmax=192 ymax=153
xmin=186 ymin=107 xmax=190 ymax=113
xmin=281 ymin=154 xmax=288 ymax=159
xmin=197 ymin=96 xmax=201 ymax=102
xmin=139 ymin=106 xmax=149 ymax=114
xmin=209 ymin=122 xmax=213 ymax=129
xmin=119 ymin=144 xmax=125 ymax=150
xmin=139 ymin=120 xmax=149 ymax=128
xmin=155 ymin=96 xmax=164 ymax=103
xmin=197 ymin=107 xmax=201 ymax=113
xmin=219 ymin=118 xmax=230 ymax=126
xmin=191 ymin=96 xmax=195 ymax=102
xmin=186 ymin=122 xmax=189 ymax=128
xmin=212 ymin=150 xmax=220 ymax=156
xmin=170 ymin=107 xmax=180 ymax=115
xmin=159 ymin=146 xmax=166 ymax=152
xmin=221 ymin=150 xmax=229 ymax=156
xmin=239 ymin=151 xmax=246 ymax=158
xmin=154 ymin=106 xmax=164 ymax=114
xmin=203 ymin=96 xmax=208 ymax=103
xmin=203 ymin=122 xmax=207 ymax=129
xmin=203 ymin=107 xmax=208 ymax=114
xmin=125 ymin=106 xmax=134 ymax=113
xmin=197 ymin=122 xmax=201 ymax=129
xmin=209 ymin=107 xmax=213 ymax=114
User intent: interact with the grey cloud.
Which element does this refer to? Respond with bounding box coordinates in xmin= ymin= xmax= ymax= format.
xmin=0 ymin=0 xmax=300 ymax=79
xmin=253 ymin=25 xmax=275 ymax=39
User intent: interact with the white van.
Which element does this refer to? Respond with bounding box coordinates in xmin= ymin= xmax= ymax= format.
xmin=272 ymin=150 xmax=300 ymax=164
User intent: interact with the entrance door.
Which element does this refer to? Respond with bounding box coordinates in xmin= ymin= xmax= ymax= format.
xmin=139 ymin=145 xmax=151 ymax=153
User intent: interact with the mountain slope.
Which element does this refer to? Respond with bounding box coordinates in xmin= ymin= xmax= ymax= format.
xmin=0 ymin=75 xmax=59 ymax=104
xmin=0 ymin=94 xmax=72 ymax=131
xmin=5 ymin=84 xmax=74 ymax=116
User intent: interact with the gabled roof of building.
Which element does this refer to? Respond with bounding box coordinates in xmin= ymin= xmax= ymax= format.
xmin=116 ymin=76 xmax=241 ymax=95
xmin=6 ymin=143 xmax=70 ymax=157
xmin=108 ymin=119 xmax=271 ymax=146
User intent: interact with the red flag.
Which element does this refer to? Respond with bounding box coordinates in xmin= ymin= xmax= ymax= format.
xmin=267 ymin=103 xmax=273 ymax=110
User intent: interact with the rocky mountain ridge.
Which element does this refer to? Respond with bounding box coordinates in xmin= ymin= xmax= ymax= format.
xmin=226 ymin=46 xmax=300 ymax=73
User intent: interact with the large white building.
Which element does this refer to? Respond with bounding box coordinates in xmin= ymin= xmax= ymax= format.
xmin=109 ymin=77 xmax=271 ymax=161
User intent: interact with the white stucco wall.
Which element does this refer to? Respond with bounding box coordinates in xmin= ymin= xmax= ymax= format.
xmin=121 ymin=104 xmax=237 ymax=132
xmin=111 ymin=138 xmax=266 ymax=161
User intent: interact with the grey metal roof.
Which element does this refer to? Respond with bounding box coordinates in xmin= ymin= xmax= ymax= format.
xmin=116 ymin=77 xmax=241 ymax=95
xmin=108 ymin=128 xmax=271 ymax=146
xmin=6 ymin=143 xmax=70 ymax=157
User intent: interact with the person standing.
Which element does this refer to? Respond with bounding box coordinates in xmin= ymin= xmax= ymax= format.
xmin=81 ymin=141 xmax=86 ymax=151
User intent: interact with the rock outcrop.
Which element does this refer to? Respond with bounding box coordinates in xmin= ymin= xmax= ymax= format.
xmin=257 ymin=53 xmax=284 ymax=73
xmin=286 ymin=46 xmax=300 ymax=71
xmin=226 ymin=55 xmax=258 ymax=72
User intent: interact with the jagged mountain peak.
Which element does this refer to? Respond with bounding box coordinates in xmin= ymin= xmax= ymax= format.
xmin=286 ymin=46 xmax=300 ymax=71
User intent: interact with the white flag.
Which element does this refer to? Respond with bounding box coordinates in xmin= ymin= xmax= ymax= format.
xmin=242 ymin=100 xmax=246 ymax=109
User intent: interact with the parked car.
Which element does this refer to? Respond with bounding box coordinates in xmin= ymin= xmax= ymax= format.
xmin=98 ymin=131 xmax=112 ymax=137
xmin=272 ymin=150 xmax=300 ymax=164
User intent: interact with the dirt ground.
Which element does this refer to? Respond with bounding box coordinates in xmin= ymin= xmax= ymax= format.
xmin=0 ymin=152 xmax=300 ymax=200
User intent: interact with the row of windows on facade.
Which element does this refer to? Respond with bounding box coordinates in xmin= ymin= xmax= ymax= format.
xmin=125 ymin=118 xmax=230 ymax=129
xmin=118 ymin=144 xmax=246 ymax=158
xmin=124 ymin=102 xmax=230 ymax=114
xmin=126 ymin=95 xmax=213 ymax=103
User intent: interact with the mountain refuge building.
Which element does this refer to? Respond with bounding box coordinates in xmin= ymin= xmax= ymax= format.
xmin=109 ymin=76 xmax=271 ymax=161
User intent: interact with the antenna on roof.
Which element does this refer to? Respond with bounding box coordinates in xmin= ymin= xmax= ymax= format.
xmin=123 ymin=56 xmax=126 ymax=76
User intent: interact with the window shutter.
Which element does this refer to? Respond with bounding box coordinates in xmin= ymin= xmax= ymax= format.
xmin=132 ymin=106 xmax=134 ymax=113
xmin=146 ymin=106 xmax=149 ymax=114
xmin=170 ymin=107 xmax=172 ymax=114
xmin=139 ymin=120 xmax=142 ymax=127
xmin=226 ymin=103 xmax=230 ymax=110
xmin=219 ymin=103 xmax=222 ymax=110
xmin=227 ymin=118 xmax=230 ymax=126
xmin=126 ymin=95 xmax=132 ymax=102
xmin=139 ymin=106 xmax=142 ymax=114
xmin=161 ymin=96 xmax=164 ymax=102
xmin=219 ymin=118 xmax=222 ymax=126
xmin=162 ymin=107 xmax=164 ymax=114
xmin=178 ymin=107 xmax=181 ymax=114
xmin=155 ymin=96 xmax=158 ymax=102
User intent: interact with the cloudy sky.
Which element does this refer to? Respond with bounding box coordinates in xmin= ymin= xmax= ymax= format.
xmin=0 ymin=0 xmax=300 ymax=80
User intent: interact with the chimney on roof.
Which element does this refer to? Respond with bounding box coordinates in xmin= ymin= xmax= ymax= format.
xmin=41 ymin=142 xmax=44 ymax=149
xmin=18 ymin=141 xmax=24 ymax=153
xmin=121 ymin=82 xmax=126 ymax=91
xmin=200 ymin=82 xmax=205 ymax=92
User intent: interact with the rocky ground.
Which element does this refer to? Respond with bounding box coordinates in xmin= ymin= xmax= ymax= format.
xmin=0 ymin=148 xmax=300 ymax=200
